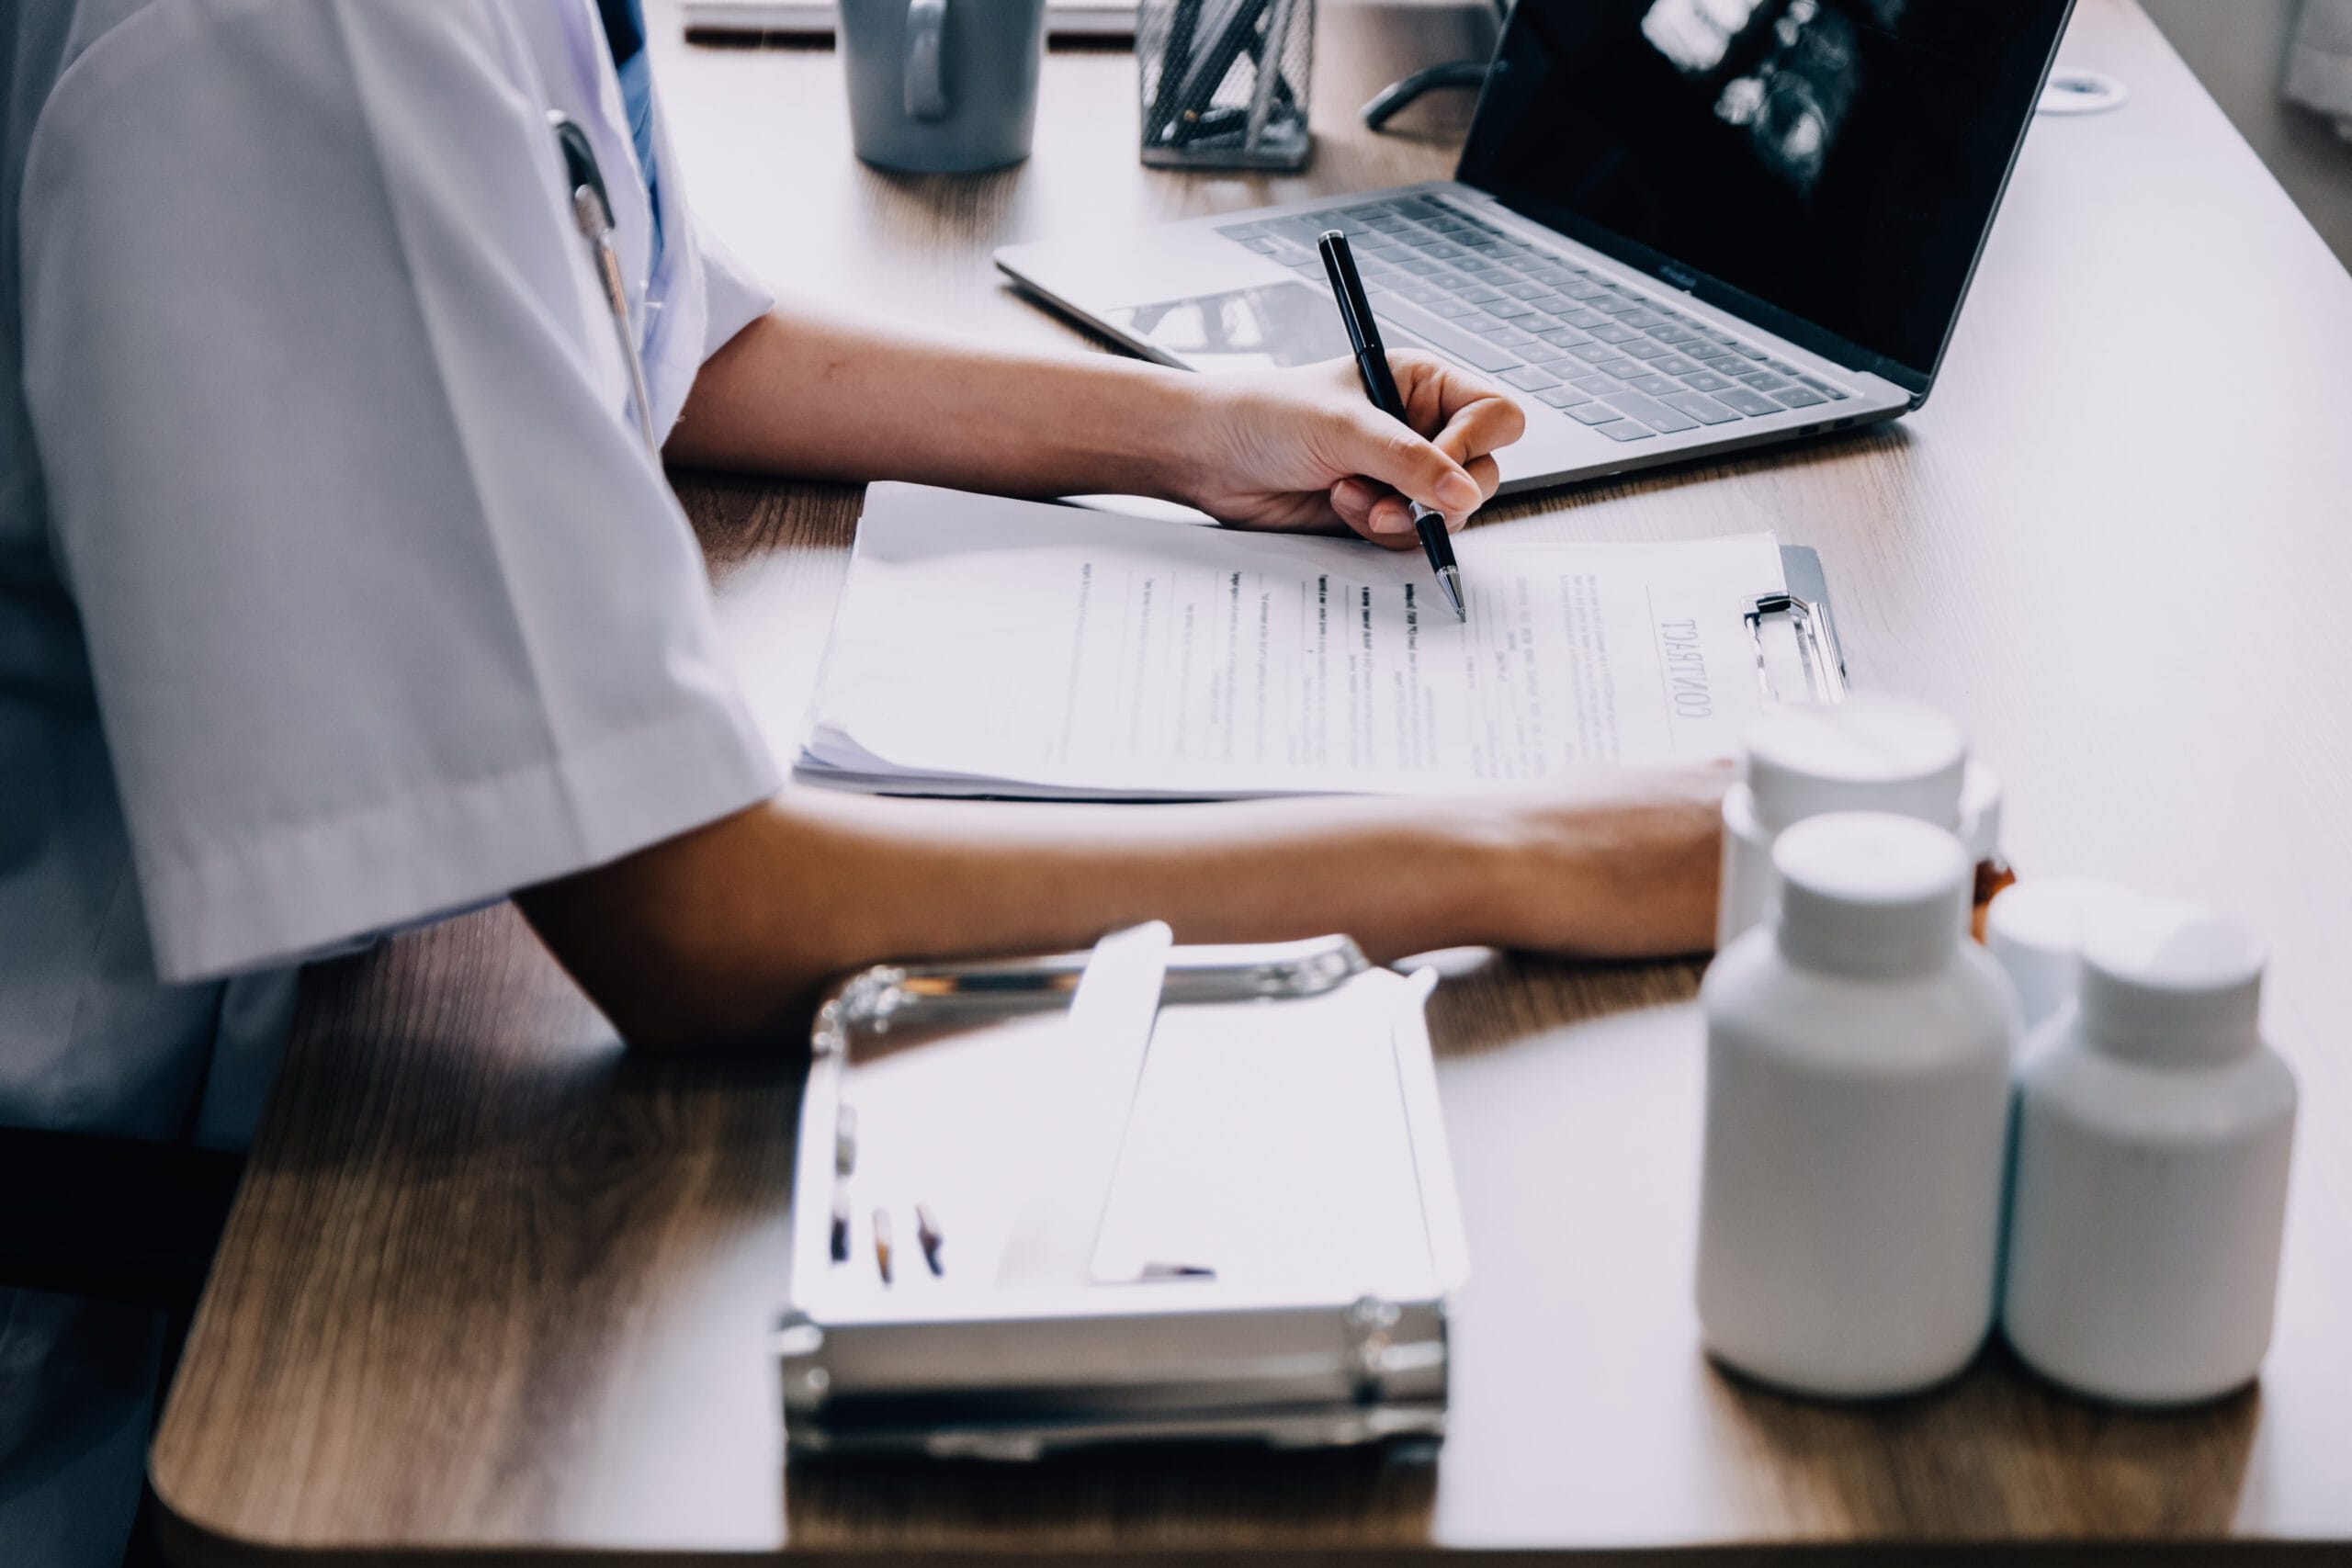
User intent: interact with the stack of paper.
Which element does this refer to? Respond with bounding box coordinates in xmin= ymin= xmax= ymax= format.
xmin=797 ymin=483 xmax=1785 ymax=799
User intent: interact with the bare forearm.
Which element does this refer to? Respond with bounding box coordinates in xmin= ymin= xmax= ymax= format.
xmin=522 ymin=791 xmax=1491 ymax=1050
xmin=663 ymin=301 xmax=1205 ymax=500
xmin=518 ymin=768 xmax=1725 ymax=1053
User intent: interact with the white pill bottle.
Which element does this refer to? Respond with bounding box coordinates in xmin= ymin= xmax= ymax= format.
xmin=1697 ymin=812 xmax=2018 ymax=1398
xmin=2002 ymin=901 xmax=2298 ymax=1405
xmin=1983 ymin=877 xmax=2138 ymax=1039
xmin=1717 ymin=694 xmax=1972 ymax=951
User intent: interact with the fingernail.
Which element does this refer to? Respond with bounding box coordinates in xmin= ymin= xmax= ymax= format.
xmin=1334 ymin=479 xmax=1372 ymax=512
xmin=1372 ymin=504 xmax=1413 ymax=535
xmin=1437 ymin=472 xmax=1481 ymax=512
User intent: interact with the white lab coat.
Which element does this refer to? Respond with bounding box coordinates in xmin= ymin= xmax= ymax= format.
xmin=0 ymin=2 xmax=780 ymax=1560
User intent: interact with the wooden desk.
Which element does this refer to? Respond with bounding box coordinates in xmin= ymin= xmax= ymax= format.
xmin=152 ymin=1 xmax=2352 ymax=1561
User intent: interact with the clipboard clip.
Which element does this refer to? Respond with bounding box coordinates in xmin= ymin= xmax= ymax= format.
xmin=1744 ymin=591 xmax=1848 ymax=704
xmin=812 ymin=933 xmax=1369 ymax=1055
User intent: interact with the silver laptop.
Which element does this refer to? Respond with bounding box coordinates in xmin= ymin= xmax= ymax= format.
xmin=998 ymin=0 xmax=2075 ymax=492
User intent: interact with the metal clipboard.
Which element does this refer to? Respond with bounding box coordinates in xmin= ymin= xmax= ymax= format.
xmin=1749 ymin=545 xmax=1850 ymax=704
xmin=775 ymin=926 xmax=1468 ymax=1461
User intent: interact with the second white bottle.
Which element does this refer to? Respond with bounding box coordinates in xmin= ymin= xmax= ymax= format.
xmin=1697 ymin=811 xmax=2018 ymax=1398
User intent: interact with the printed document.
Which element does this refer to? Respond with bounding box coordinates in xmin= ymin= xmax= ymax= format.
xmin=798 ymin=484 xmax=1785 ymax=798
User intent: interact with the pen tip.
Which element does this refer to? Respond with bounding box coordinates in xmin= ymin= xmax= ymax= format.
xmin=1440 ymin=567 xmax=1465 ymax=621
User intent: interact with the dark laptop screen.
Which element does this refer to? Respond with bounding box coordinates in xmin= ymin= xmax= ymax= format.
xmin=1457 ymin=0 xmax=2073 ymax=388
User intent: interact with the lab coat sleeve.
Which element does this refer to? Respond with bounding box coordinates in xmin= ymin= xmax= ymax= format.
xmin=697 ymin=217 xmax=779 ymax=358
xmin=20 ymin=0 xmax=783 ymax=983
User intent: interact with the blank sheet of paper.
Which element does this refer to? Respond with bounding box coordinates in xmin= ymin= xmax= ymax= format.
xmin=799 ymin=483 xmax=1784 ymax=798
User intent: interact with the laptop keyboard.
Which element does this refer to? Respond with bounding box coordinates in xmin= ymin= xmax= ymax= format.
xmin=1216 ymin=195 xmax=1851 ymax=443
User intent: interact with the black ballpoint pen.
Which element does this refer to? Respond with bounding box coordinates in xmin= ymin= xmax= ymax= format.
xmin=1316 ymin=229 xmax=1466 ymax=621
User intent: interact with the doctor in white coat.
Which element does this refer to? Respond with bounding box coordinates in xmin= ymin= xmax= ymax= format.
xmin=2 ymin=2 xmax=1724 ymax=1561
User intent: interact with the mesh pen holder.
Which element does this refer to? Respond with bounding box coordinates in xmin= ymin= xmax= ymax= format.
xmin=1138 ymin=0 xmax=1314 ymax=171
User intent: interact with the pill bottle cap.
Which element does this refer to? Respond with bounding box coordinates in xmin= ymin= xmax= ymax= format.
xmin=1743 ymin=694 xmax=1969 ymax=833
xmin=2078 ymin=899 xmax=2265 ymax=1062
xmin=1985 ymin=878 xmax=2137 ymax=1032
xmin=1773 ymin=811 xmax=1973 ymax=978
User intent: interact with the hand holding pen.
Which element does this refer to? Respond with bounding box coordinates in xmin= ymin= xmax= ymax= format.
xmin=1317 ymin=229 xmax=1484 ymax=618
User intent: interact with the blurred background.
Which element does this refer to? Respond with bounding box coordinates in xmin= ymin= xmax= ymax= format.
xmin=2146 ymin=0 xmax=2352 ymax=265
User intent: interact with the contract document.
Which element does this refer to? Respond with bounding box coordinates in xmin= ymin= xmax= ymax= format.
xmin=797 ymin=484 xmax=1789 ymax=799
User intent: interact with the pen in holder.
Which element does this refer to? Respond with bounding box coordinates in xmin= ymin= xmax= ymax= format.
xmin=1138 ymin=0 xmax=1314 ymax=171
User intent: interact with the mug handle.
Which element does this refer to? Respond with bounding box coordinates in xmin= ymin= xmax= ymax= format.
xmin=904 ymin=0 xmax=950 ymax=122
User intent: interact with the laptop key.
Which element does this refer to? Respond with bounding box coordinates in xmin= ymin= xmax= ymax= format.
xmin=1680 ymin=370 xmax=1735 ymax=392
xmin=1597 ymin=391 xmax=1700 ymax=432
xmin=1562 ymin=309 xmax=1610 ymax=328
xmin=1502 ymin=281 xmax=1551 ymax=300
xmin=1458 ymin=287 xmax=1505 ymax=304
xmin=1713 ymin=388 xmax=1783 ymax=417
xmin=1630 ymin=374 xmax=1679 ymax=396
xmin=1620 ymin=340 xmax=1669 ymax=360
xmin=1566 ymin=341 xmax=1618 ymax=363
xmin=1589 ymin=323 xmax=1639 ymax=344
xmin=1569 ymin=373 xmax=1617 ymax=394
xmin=1651 ymin=355 xmax=1702 ymax=376
xmin=1501 ymin=366 xmax=1563 ymax=390
xmin=1486 ymin=299 xmax=1540 ymax=320
xmin=1593 ymin=420 xmax=1657 ymax=442
xmin=1430 ymin=299 xmax=1480 ymax=319
xmin=1535 ymin=326 xmax=1590 ymax=347
xmin=1661 ymin=390 xmax=1744 ymax=425
xmin=1374 ymin=298 xmax=1527 ymax=373
xmin=1534 ymin=386 xmax=1592 ymax=409
xmin=1771 ymin=385 xmax=1829 ymax=407
xmin=1599 ymin=360 xmax=1649 ymax=381
xmin=1564 ymin=402 xmax=1623 ymax=425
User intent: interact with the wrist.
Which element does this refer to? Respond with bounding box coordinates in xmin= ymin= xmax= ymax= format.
xmin=1125 ymin=367 xmax=1227 ymax=505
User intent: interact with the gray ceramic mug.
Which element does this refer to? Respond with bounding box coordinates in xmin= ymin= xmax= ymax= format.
xmin=840 ymin=0 xmax=1049 ymax=174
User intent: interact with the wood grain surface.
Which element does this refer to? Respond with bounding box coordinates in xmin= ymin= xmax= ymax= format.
xmin=150 ymin=0 xmax=2352 ymax=1561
